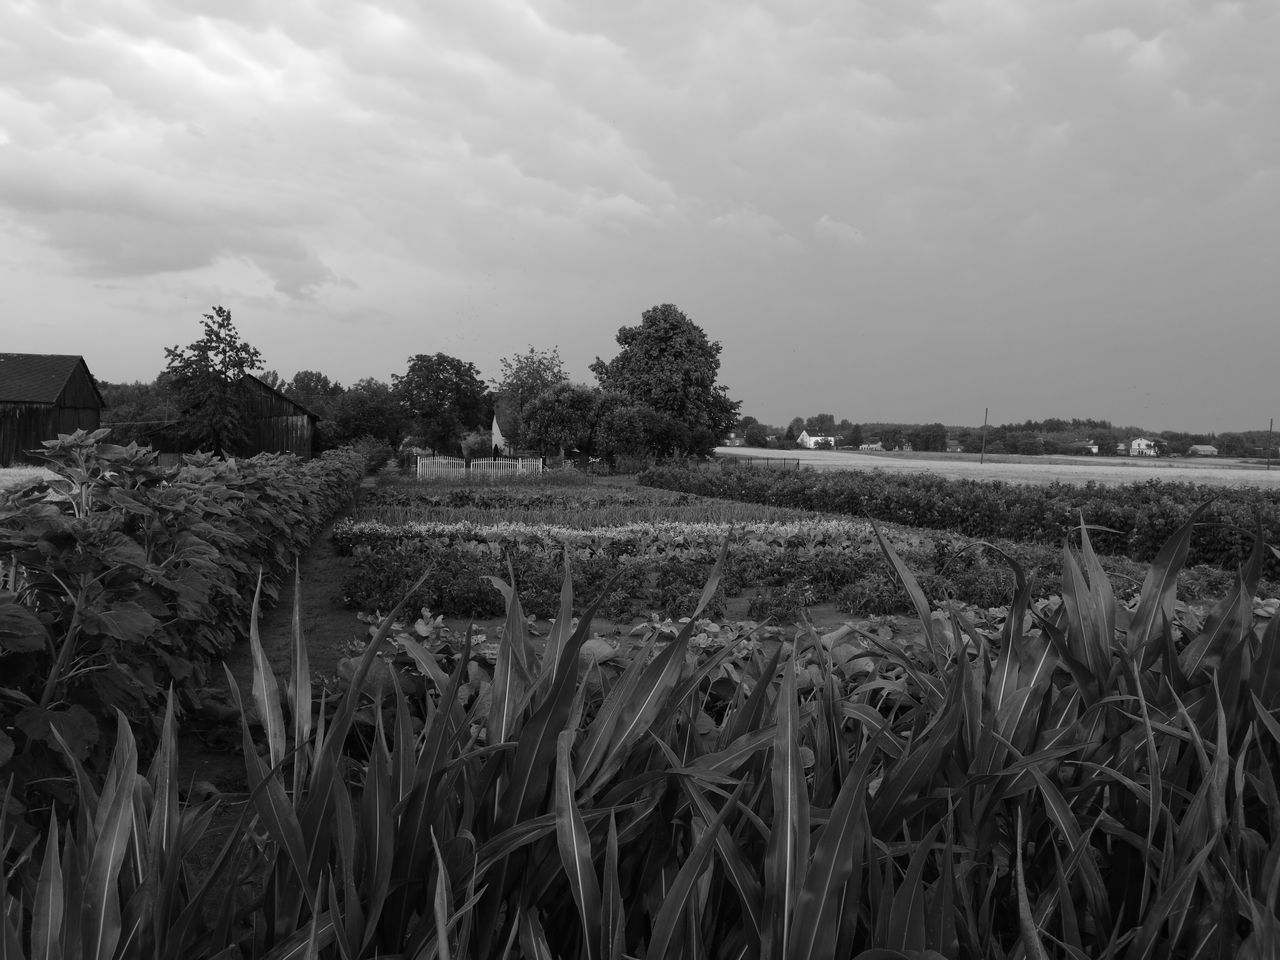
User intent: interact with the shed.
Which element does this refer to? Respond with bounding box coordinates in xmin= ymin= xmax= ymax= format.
xmin=0 ymin=354 xmax=105 ymax=466
xmin=1186 ymin=444 xmax=1218 ymax=457
xmin=237 ymin=374 xmax=318 ymax=458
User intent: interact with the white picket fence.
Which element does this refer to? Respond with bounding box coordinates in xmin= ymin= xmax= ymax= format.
xmin=416 ymin=456 xmax=543 ymax=479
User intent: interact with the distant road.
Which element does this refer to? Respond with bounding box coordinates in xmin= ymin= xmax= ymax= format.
xmin=712 ymin=447 xmax=1280 ymax=488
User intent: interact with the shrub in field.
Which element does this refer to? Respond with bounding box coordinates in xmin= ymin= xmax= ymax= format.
xmin=0 ymin=430 xmax=363 ymax=847
xmin=6 ymin=512 xmax=1280 ymax=957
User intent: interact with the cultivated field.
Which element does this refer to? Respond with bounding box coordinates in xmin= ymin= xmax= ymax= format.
xmin=0 ymin=466 xmax=54 ymax=490
xmin=715 ymin=445 xmax=1280 ymax=487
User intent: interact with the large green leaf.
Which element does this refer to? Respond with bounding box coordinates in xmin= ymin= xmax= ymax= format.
xmin=555 ymin=729 xmax=602 ymax=960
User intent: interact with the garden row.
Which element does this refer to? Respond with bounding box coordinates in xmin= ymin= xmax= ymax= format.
xmin=638 ymin=462 xmax=1280 ymax=575
xmin=4 ymin=514 xmax=1280 ymax=957
xmin=334 ymin=515 xmax=1273 ymax=621
xmin=351 ymin=475 xmax=823 ymax=528
xmin=0 ymin=430 xmax=377 ymax=846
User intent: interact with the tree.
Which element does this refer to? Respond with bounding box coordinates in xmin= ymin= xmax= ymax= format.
xmin=844 ymin=424 xmax=864 ymax=448
xmin=805 ymin=413 xmax=836 ymax=436
xmin=590 ymin=304 xmax=740 ymax=442
xmin=393 ymin=354 xmax=488 ymax=455
xmin=162 ymin=305 xmax=263 ymax=456
xmin=744 ymin=423 xmax=770 ymax=447
xmin=521 ymin=383 xmax=601 ymax=456
xmin=493 ymin=346 xmax=568 ymax=449
xmin=286 ymin=371 xmax=344 ymax=418
xmin=325 ymin=378 xmax=408 ymax=447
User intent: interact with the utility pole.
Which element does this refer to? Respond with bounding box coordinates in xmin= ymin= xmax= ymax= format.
xmin=980 ymin=407 xmax=989 ymax=464
xmin=1268 ymin=417 xmax=1274 ymax=471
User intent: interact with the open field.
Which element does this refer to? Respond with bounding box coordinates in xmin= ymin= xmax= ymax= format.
xmin=715 ymin=445 xmax=1280 ymax=487
xmin=0 ymin=465 xmax=54 ymax=490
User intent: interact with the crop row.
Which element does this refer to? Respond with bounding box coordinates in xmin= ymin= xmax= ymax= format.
xmin=352 ymin=477 xmax=820 ymax=528
xmin=638 ymin=462 xmax=1280 ymax=575
xmin=0 ymin=430 xmax=369 ymax=846
xmin=3 ymin=516 xmax=1279 ymax=957
xmin=334 ymin=517 xmax=1268 ymax=621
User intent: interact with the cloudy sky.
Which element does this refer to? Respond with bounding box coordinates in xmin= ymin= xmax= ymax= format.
xmin=1 ymin=1 xmax=1276 ymax=433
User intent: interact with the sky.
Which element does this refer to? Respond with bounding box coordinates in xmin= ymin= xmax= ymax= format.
xmin=1 ymin=1 xmax=1277 ymax=434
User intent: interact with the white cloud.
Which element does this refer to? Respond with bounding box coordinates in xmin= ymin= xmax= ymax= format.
xmin=0 ymin=0 xmax=1276 ymax=430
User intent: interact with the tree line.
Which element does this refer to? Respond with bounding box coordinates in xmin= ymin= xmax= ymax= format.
xmin=98 ymin=303 xmax=741 ymax=460
xmin=735 ymin=413 xmax=1277 ymax=458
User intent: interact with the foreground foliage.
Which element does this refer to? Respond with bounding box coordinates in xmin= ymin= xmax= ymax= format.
xmin=0 ymin=431 xmax=364 ymax=846
xmin=5 ymin=505 xmax=1280 ymax=957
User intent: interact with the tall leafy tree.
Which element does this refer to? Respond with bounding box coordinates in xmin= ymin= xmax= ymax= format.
xmin=393 ymin=353 xmax=488 ymax=454
xmin=590 ymin=304 xmax=740 ymax=442
xmin=493 ymin=346 xmax=567 ymax=449
xmin=521 ymin=382 xmax=601 ymax=456
xmin=286 ymin=370 xmax=344 ymax=417
xmin=805 ymin=413 xmax=836 ymax=435
xmin=161 ymin=305 xmax=263 ymax=456
xmin=324 ymin=378 xmax=408 ymax=447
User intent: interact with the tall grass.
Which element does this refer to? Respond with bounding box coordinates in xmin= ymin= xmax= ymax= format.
xmin=4 ymin=513 xmax=1280 ymax=957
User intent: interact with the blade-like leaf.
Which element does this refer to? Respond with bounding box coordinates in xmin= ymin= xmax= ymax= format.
xmin=555 ymin=729 xmax=602 ymax=960
xmin=763 ymin=653 xmax=809 ymax=960
xmin=645 ymin=782 xmax=745 ymax=960
xmin=1128 ymin=503 xmax=1209 ymax=661
xmin=789 ymin=726 xmax=882 ymax=960
xmin=248 ymin=569 xmax=288 ymax=772
xmin=81 ymin=713 xmax=137 ymax=960
xmin=32 ymin=815 xmax=63 ymax=960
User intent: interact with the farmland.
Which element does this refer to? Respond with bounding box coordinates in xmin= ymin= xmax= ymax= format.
xmin=716 ymin=444 xmax=1280 ymax=487
xmin=5 ymin=437 xmax=1280 ymax=957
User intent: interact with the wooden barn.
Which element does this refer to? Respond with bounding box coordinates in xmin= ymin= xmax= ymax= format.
xmin=237 ymin=373 xmax=318 ymax=458
xmin=0 ymin=354 xmax=105 ymax=466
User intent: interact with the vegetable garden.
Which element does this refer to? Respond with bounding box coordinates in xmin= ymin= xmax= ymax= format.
xmin=3 ymin=437 xmax=1280 ymax=958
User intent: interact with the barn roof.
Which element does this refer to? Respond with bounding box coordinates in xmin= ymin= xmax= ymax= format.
xmin=0 ymin=353 xmax=104 ymax=406
xmin=238 ymin=373 xmax=319 ymax=419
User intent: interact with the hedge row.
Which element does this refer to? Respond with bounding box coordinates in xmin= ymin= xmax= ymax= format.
xmin=0 ymin=431 xmax=365 ymax=837
xmin=637 ymin=463 xmax=1280 ymax=576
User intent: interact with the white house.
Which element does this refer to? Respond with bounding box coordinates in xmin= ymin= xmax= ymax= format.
xmin=1129 ymin=437 xmax=1158 ymax=457
xmin=796 ymin=430 xmax=835 ymax=449
xmin=491 ymin=415 xmax=512 ymax=455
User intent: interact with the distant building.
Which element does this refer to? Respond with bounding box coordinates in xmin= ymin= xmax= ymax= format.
xmin=492 ymin=415 xmax=511 ymax=455
xmin=1186 ymin=444 xmax=1219 ymax=457
xmin=796 ymin=430 xmax=835 ymax=449
xmin=722 ymin=432 xmax=746 ymax=447
xmin=859 ymin=441 xmax=884 ymax=451
xmin=236 ymin=374 xmax=318 ymax=458
xmin=1129 ymin=437 xmax=1158 ymax=457
xmin=1065 ymin=440 xmax=1099 ymax=455
xmin=0 ymin=353 xmax=104 ymax=466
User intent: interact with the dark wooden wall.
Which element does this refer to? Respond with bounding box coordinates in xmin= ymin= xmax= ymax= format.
xmin=238 ymin=376 xmax=315 ymax=458
xmin=0 ymin=403 xmax=102 ymax=466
